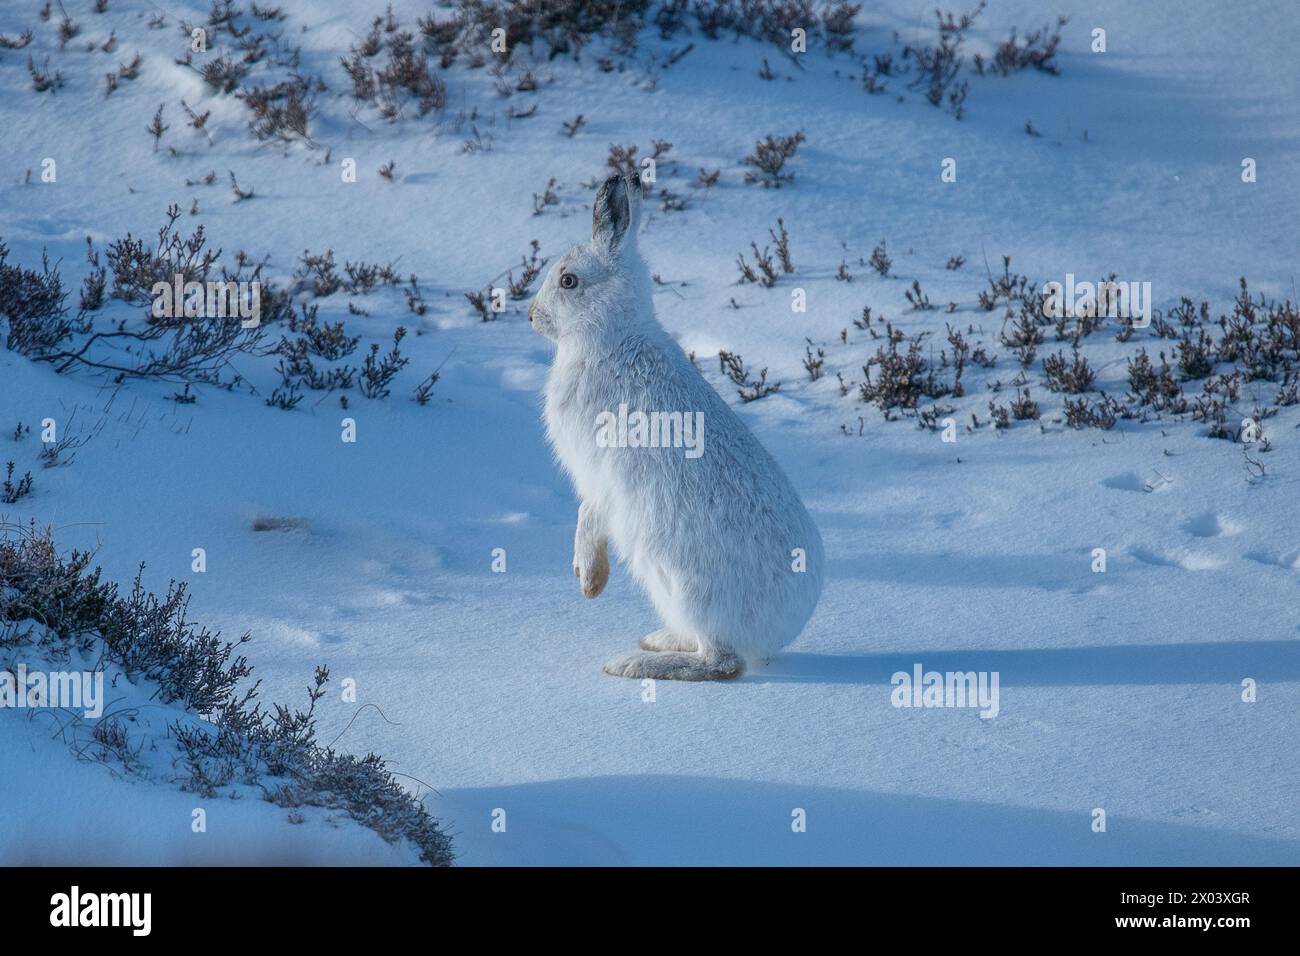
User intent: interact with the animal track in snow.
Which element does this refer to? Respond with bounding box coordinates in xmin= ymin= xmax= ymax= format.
xmin=1103 ymin=470 xmax=1174 ymax=493
xmin=1183 ymin=511 xmax=1242 ymax=538
xmin=1129 ymin=546 xmax=1226 ymax=572
xmin=1245 ymin=549 xmax=1300 ymax=571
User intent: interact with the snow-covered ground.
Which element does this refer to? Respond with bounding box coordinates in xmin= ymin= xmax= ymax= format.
xmin=2 ymin=0 xmax=1298 ymax=865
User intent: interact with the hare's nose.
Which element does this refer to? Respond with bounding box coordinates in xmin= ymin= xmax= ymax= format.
xmin=527 ymin=301 xmax=535 ymax=324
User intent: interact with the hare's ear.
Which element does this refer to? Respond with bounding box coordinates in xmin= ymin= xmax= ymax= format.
xmin=592 ymin=173 xmax=641 ymax=258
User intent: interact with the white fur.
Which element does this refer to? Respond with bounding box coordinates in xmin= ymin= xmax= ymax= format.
xmin=531 ymin=175 xmax=824 ymax=679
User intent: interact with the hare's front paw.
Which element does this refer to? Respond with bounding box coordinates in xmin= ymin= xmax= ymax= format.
xmin=574 ymin=538 xmax=609 ymax=599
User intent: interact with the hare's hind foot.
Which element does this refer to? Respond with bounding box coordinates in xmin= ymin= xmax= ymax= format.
xmin=603 ymin=649 xmax=744 ymax=682
xmin=638 ymin=629 xmax=699 ymax=653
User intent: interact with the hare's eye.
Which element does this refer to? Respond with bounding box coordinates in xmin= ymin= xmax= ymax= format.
xmin=559 ymin=272 xmax=578 ymax=290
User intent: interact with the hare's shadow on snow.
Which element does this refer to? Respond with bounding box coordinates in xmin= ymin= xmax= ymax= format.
xmin=827 ymin=551 xmax=1087 ymax=591
xmin=765 ymin=642 xmax=1300 ymax=686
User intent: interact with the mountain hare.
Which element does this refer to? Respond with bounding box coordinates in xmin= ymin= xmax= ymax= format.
xmin=531 ymin=173 xmax=823 ymax=680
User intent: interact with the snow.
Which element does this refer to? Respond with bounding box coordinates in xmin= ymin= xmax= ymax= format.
xmin=1 ymin=634 xmax=422 ymax=865
xmin=1 ymin=0 xmax=1298 ymax=865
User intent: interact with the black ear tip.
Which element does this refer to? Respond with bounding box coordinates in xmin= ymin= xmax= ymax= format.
xmin=597 ymin=172 xmax=640 ymax=198
xmin=592 ymin=171 xmax=635 ymax=247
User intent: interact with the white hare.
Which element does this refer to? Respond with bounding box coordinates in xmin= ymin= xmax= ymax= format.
xmin=530 ymin=173 xmax=823 ymax=680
